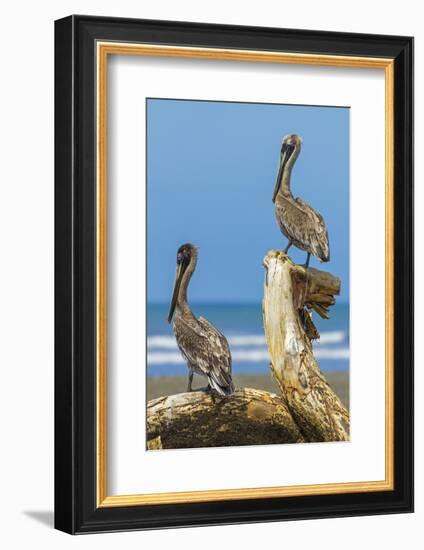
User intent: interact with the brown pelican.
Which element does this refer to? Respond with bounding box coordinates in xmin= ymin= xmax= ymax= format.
xmin=272 ymin=134 xmax=330 ymax=268
xmin=167 ymin=243 xmax=235 ymax=396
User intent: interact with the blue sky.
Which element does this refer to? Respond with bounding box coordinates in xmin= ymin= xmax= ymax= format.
xmin=147 ymin=99 xmax=349 ymax=303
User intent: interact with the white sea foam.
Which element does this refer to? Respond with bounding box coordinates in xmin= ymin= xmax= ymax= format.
xmin=147 ymin=330 xmax=345 ymax=350
xmin=147 ymin=335 xmax=181 ymax=349
xmin=147 ymin=347 xmax=349 ymax=365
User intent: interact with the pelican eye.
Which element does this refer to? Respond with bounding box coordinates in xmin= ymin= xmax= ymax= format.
xmin=177 ymin=253 xmax=184 ymax=264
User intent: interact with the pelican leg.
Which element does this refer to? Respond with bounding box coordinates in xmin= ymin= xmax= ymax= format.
xmin=284 ymin=241 xmax=292 ymax=254
xmin=187 ymin=368 xmax=194 ymax=392
xmin=304 ymin=253 xmax=311 ymax=269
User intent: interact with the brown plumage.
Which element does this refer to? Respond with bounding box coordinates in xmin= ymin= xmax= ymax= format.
xmin=167 ymin=244 xmax=234 ymax=396
xmin=272 ymin=134 xmax=330 ymax=268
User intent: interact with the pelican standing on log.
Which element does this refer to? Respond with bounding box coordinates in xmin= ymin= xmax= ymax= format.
xmin=167 ymin=243 xmax=235 ymax=396
xmin=272 ymin=134 xmax=330 ymax=268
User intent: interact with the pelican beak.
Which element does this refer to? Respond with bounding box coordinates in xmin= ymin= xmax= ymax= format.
xmin=272 ymin=144 xmax=294 ymax=203
xmin=167 ymin=261 xmax=186 ymax=323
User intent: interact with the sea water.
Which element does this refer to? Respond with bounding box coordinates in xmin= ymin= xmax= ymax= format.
xmin=147 ymin=302 xmax=349 ymax=376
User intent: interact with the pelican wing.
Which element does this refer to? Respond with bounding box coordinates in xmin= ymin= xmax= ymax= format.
xmin=174 ymin=315 xmax=234 ymax=395
xmin=276 ymin=196 xmax=330 ymax=261
xmin=198 ymin=317 xmax=234 ymax=392
xmin=295 ymin=197 xmax=330 ymax=261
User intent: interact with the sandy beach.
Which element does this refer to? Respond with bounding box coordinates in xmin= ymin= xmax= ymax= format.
xmin=147 ymin=370 xmax=349 ymax=409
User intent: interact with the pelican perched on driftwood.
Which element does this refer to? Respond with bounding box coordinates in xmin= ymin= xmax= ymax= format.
xmin=272 ymin=134 xmax=330 ymax=268
xmin=167 ymin=243 xmax=235 ymax=396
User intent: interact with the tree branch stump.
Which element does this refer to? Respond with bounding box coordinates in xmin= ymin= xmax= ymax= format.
xmin=263 ymin=250 xmax=350 ymax=442
xmin=147 ymin=388 xmax=305 ymax=449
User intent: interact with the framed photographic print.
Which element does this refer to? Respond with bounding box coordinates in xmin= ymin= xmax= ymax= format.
xmin=54 ymin=15 xmax=413 ymax=534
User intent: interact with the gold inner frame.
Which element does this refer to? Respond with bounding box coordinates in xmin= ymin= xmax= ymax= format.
xmin=96 ymin=42 xmax=395 ymax=508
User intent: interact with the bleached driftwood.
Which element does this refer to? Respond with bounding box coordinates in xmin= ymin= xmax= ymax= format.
xmin=263 ymin=250 xmax=349 ymax=442
xmin=147 ymin=388 xmax=304 ymax=449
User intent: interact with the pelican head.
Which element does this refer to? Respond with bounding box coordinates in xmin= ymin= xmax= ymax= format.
xmin=272 ymin=134 xmax=302 ymax=202
xmin=167 ymin=243 xmax=198 ymax=323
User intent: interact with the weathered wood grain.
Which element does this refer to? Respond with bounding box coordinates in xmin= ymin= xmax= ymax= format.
xmin=263 ymin=250 xmax=349 ymax=442
xmin=147 ymin=388 xmax=305 ymax=449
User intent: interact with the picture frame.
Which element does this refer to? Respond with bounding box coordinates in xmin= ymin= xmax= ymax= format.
xmin=54 ymin=15 xmax=413 ymax=534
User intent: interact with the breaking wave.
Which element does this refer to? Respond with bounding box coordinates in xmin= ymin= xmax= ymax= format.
xmin=147 ymin=331 xmax=348 ymax=365
xmin=147 ymin=330 xmax=345 ymax=350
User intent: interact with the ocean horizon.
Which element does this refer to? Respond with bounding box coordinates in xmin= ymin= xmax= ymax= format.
xmin=147 ymin=301 xmax=349 ymax=376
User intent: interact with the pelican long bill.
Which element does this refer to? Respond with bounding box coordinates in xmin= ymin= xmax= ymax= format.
xmin=167 ymin=261 xmax=186 ymax=323
xmin=272 ymin=144 xmax=294 ymax=203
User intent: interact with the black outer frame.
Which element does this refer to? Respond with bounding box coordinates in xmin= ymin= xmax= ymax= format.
xmin=54 ymin=15 xmax=414 ymax=534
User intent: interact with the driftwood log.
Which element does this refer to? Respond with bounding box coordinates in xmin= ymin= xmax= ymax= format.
xmin=146 ymin=250 xmax=349 ymax=449
xmin=147 ymin=388 xmax=304 ymax=449
xmin=263 ymin=251 xmax=349 ymax=442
